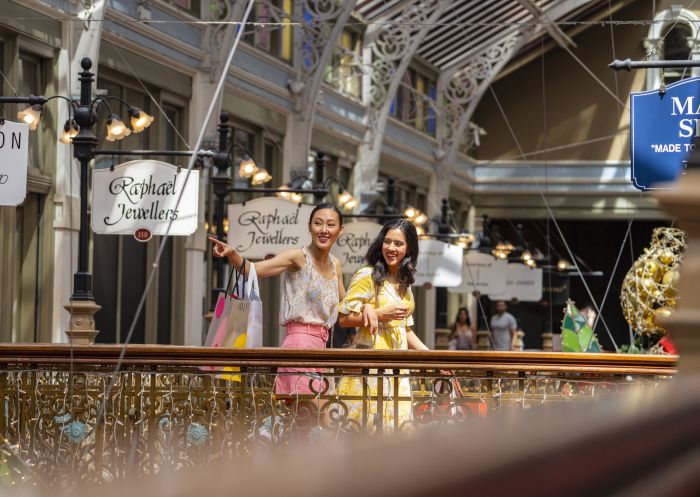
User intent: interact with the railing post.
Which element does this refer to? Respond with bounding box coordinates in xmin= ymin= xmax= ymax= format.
xmin=361 ymin=368 xmax=369 ymax=431
xmin=476 ymin=330 xmax=491 ymax=350
xmin=376 ymin=368 xmax=384 ymax=434
xmin=541 ymin=332 xmax=554 ymax=351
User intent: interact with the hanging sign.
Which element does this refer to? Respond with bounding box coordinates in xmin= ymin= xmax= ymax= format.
xmin=413 ymin=240 xmax=463 ymax=287
xmin=228 ymin=197 xmax=313 ymax=258
xmin=490 ymin=263 xmax=543 ymax=302
xmin=630 ymin=77 xmax=700 ymax=190
xmin=332 ymin=221 xmax=381 ymax=273
xmin=448 ymin=252 xmax=507 ymax=295
xmin=0 ymin=120 xmax=29 ymax=206
xmin=91 ymin=160 xmax=199 ymax=236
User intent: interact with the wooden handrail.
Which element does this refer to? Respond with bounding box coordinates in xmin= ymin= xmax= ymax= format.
xmin=0 ymin=344 xmax=677 ymax=375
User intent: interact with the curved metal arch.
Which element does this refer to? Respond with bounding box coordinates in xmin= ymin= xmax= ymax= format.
xmin=352 ymin=0 xmax=452 ymax=207
xmin=282 ymin=0 xmax=358 ymax=179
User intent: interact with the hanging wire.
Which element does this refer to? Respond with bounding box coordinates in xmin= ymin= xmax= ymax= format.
xmin=105 ymin=39 xmax=191 ymax=151
xmin=607 ymin=0 xmax=624 ymax=119
xmin=540 ymin=35 xmax=554 ymax=333
xmin=94 ymin=0 xmax=257 ymax=434
xmin=488 ymin=85 xmax=618 ymax=351
xmin=590 ymin=207 xmax=639 ymax=345
xmin=660 ymin=0 xmax=698 ymax=42
xmin=0 ymin=15 xmax=697 ymax=28
xmin=0 ymin=67 xmax=19 ymax=96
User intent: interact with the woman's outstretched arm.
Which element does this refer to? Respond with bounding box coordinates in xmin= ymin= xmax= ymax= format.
xmin=209 ymin=237 xmax=304 ymax=278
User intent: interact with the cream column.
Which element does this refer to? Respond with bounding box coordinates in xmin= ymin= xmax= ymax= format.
xmin=182 ymin=71 xmax=222 ymax=345
xmin=52 ymin=3 xmax=106 ymax=342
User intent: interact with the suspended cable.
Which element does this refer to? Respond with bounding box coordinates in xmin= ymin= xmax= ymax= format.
xmin=488 ymin=85 xmax=618 ymax=351
xmin=0 ymin=16 xmax=698 ymax=28
xmin=94 ymin=0 xmax=257 ymax=432
xmin=106 ymin=39 xmax=191 ymax=150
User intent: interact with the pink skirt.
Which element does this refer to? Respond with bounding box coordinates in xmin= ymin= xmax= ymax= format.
xmin=275 ymin=322 xmax=328 ymax=395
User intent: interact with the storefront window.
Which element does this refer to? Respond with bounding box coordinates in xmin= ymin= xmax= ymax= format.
xmin=324 ymin=28 xmax=362 ymax=99
xmin=244 ymin=0 xmax=293 ymax=62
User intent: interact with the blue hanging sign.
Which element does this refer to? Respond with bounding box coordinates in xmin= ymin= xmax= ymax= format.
xmin=630 ymin=77 xmax=700 ymax=190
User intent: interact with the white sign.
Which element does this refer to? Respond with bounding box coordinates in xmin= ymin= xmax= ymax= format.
xmin=490 ymin=263 xmax=543 ymax=302
xmin=228 ymin=197 xmax=313 ymax=258
xmin=332 ymin=221 xmax=382 ymax=273
xmin=91 ymin=160 xmax=199 ymax=236
xmin=448 ymin=252 xmax=507 ymax=295
xmin=0 ymin=121 xmax=29 ymax=206
xmin=414 ymin=240 xmax=463 ymax=287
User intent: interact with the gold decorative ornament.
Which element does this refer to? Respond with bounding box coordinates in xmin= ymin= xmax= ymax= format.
xmin=620 ymin=227 xmax=686 ymax=335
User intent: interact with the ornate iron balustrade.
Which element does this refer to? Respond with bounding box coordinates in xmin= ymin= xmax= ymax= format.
xmin=0 ymin=345 xmax=675 ymax=486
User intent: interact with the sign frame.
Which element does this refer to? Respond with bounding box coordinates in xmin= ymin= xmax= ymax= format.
xmin=227 ymin=197 xmax=313 ymax=259
xmin=91 ymin=160 xmax=199 ymax=237
xmin=0 ymin=120 xmax=29 ymax=207
xmin=630 ymin=76 xmax=700 ymax=191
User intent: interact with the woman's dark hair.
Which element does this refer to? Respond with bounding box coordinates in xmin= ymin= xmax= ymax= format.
xmin=451 ymin=307 xmax=471 ymax=333
xmin=365 ymin=218 xmax=419 ymax=289
xmin=309 ymin=203 xmax=343 ymax=226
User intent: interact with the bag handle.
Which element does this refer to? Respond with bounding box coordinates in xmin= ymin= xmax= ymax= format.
xmin=227 ymin=258 xmax=247 ymax=298
xmin=245 ymin=260 xmax=259 ymax=298
xmin=223 ymin=262 xmax=237 ymax=296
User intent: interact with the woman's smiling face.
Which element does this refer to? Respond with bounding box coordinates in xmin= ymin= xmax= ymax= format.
xmin=382 ymin=228 xmax=408 ymax=269
xmin=309 ymin=208 xmax=342 ymax=250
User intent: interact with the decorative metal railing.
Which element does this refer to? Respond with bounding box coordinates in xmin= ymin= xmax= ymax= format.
xmin=0 ymin=345 xmax=676 ymax=486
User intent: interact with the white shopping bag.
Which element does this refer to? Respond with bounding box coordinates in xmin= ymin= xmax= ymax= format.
xmin=243 ymin=262 xmax=263 ymax=348
xmin=227 ymin=261 xmax=263 ymax=348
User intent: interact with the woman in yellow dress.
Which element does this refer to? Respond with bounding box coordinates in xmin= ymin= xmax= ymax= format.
xmin=337 ymin=219 xmax=429 ymax=433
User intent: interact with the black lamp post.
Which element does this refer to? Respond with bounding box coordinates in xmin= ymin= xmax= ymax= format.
xmin=1 ymin=57 xmax=155 ymax=344
xmin=210 ymin=112 xmax=234 ymax=308
xmin=71 ymin=59 xmax=99 ymax=304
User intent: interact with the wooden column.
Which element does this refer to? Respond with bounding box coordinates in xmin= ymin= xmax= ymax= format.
xmin=655 ymin=171 xmax=700 ymax=373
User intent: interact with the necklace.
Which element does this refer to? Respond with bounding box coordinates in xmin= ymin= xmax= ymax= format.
xmin=307 ymin=245 xmax=334 ymax=278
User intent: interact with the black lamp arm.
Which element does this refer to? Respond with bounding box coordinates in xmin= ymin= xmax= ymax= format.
xmin=228 ymin=142 xmax=257 ymax=161
xmin=89 ymin=96 xmax=116 ymax=117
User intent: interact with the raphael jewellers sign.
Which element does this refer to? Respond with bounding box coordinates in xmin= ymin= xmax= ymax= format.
xmin=332 ymin=221 xmax=382 ymax=273
xmin=91 ymin=160 xmax=199 ymax=236
xmin=228 ymin=197 xmax=313 ymax=258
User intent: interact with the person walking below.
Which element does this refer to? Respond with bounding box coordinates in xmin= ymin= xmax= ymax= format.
xmin=448 ymin=307 xmax=476 ymax=350
xmin=490 ymin=300 xmax=518 ymax=351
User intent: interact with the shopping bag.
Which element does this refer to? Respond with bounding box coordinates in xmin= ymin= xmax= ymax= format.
xmin=244 ymin=261 xmax=263 ymax=348
xmin=204 ymin=264 xmax=241 ymax=348
xmin=221 ymin=261 xmax=263 ymax=380
xmin=202 ymin=263 xmax=245 ymax=372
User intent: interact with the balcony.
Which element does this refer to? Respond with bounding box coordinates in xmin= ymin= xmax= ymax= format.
xmin=0 ymin=345 xmax=675 ymax=486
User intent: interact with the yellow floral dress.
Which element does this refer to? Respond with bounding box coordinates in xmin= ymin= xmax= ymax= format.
xmin=337 ymin=266 xmax=414 ymax=433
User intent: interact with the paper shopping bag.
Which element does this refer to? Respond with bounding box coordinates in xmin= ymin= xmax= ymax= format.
xmin=202 ymin=263 xmax=244 ymax=372
xmin=204 ymin=263 xmax=240 ymax=348
xmin=244 ymin=261 xmax=263 ymax=348
xmin=221 ymin=261 xmax=263 ymax=380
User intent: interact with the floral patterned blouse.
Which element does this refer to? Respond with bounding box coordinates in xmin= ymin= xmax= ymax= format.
xmin=279 ymin=246 xmax=339 ymax=329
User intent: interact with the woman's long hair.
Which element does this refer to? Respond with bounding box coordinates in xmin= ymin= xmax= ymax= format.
xmin=450 ymin=307 xmax=471 ymax=334
xmin=365 ymin=218 xmax=419 ymax=290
